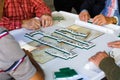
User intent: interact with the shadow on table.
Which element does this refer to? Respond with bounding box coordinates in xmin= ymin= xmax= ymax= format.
xmin=101 ymin=77 xmax=107 ymax=80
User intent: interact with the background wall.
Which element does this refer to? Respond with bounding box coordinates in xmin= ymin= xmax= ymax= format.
xmin=44 ymin=0 xmax=55 ymax=11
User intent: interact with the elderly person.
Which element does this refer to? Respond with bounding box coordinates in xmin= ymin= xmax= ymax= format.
xmin=79 ymin=0 xmax=120 ymax=26
xmin=0 ymin=0 xmax=53 ymax=31
xmin=89 ymin=40 xmax=120 ymax=80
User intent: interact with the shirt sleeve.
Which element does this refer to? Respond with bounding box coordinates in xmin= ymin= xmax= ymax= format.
xmin=32 ymin=0 xmax=51 ymax=18
xmin=99 ymin=57 xmax=120 ymax=80
xmin=0 ymin=17 xmax=22 ymax=31
xmin=80 ymin=0 xmax=105 ymax=18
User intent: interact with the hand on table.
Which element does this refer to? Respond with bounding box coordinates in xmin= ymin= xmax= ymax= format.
xmin=79 ymin=11 xmax=90 ymax=22
xmin=22 ymin=18 xmax=41 ymax=30
xmin=89 ymin=51 xmax=109 ymax=66
xmin=89 ymin=40 xmax=120 ymax=66
xmin=93 ymin=14 xmax=116 ymax=26
xmin=41 ymin=14 xmax=53 ymax=27
xmin=22 ymin=14 xmax=53 ymax=30
xmin=108 ymin=40 xmax=120 ymax=48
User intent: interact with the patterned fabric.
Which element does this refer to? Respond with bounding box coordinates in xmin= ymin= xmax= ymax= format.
xmin=101 ymin=0 xmax=120 ymax=25
xmin=0 ymin=55 xmax=26 ymax=72
xmin=101 ymin=0 xmax=118 ymax=17
xmin=0 ymin=0 xmax=51 ymax=31
xmin=0 ymin=29 xmax=8 ymax=39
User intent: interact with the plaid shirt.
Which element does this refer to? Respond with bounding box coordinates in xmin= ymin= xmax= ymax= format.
xmin=0 ymin=0 xmax=51 ymax=31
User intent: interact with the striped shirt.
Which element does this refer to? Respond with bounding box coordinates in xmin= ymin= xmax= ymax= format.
xmin=101 ymin=0 xmax=118 ymax=17
xmin=0 ymin=28 xmax=27 ymax=72
xmin=0 ymin=0 xmax=51 ymax=31
xmin=101 ymin=0 xmax=120 ymax=25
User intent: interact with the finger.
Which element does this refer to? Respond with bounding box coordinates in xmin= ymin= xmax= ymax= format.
xmin=34 ymin=22 xmax=40 ymax=29
xmin=47 ymin=19 xmax=53 ymax=26
xmin=84 ymin=15 xmax=89 ymax=22
xmin=99 ymin=22 xmax=105 ymax=26
xmin=29 ymin=19 xmax=40 ymax=29
xmin=49 ymin=17 xmax=53 ymax=26
xmin=34 ymin=21 xmax=40 ymax=26
xmin=108 ymin=41 xmax=120 ymax=47
xmin=80 ymin=13 xmax=86 ymax=21
xmin=108 ymin=41 xmax=120 ymax=45
xmin=49 ymin=20 xmax=53 ymax=26
xmin=30 ymin=22 xmax=40 ymax=30
xmin=108 ymin=44 xmax=120 ymax=48
xmin=41 ymin=19 xmax=46 ymax=27
xmin=93 ymin=18 xmax=99 ymax=24
xmin=89 ymin=55 xmax=96 ymax=61
xmin=28 ymin=26 xmax=35 ymax=30
xmin=34 ymin=19 xmax=41 ymax=26
xmin=93 ymin=16 xmax=99 ymax=24
xmin=96 ymin=19 xmax=103 ymax=26
xmin=34 ymin=19 xmax=40 ymax=23
xmin=80 ymin=15 xmax=84 ymax=21
xmin=43 ymin=17 xmax=53 ymax=27
xmin=44 ymin=18 xmax=51 ymax=27
xmin=44 ymin=20 xmax=49 ymax=27
xmin=29 ymin=22 xmax=40 ymax=30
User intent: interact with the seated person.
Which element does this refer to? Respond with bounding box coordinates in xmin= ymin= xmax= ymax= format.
xmin=79 ymin=0 xmax=120 ymax=26
xmin=0 ymin=27 xmax=45 ymax=80
xmin=89 ymin=40 xmax=120 ymax=80
xmin=54 ymin=0 xmax=84 ymax=14
xmin=0 ymin=0 xmax=53 ymax=31
xmin=79 ymin=0 xmax=106 ymax=19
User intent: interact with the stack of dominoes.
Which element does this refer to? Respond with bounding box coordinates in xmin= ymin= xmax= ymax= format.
xmin=54 ymin=67 xmax=84 ymax=80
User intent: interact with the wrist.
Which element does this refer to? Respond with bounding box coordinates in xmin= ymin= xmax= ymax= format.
xmin=43 ymin=13 xmax=51 ymax=17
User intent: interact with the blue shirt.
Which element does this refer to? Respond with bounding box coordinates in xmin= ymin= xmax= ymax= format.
xmin=101 ymin=0 xmax=120 ymax=25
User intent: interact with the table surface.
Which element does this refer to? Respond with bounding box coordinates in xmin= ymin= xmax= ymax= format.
xmin=10 ymin=11 xmax=120 ymax=80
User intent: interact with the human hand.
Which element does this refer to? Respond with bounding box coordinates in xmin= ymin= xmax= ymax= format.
xmin=41 ymin=14 xmax=53 ymax=27
xmin=22 ymin=18 xmax=41 ymax=30
xmin=108 ymin=40 xmax=120 ymax=48
xmin=89 ymin=51 xmax=109 ymax=66
xmin=79 ymin=11 xmax=90 ymax=22
xmin=93 ymin=14 xmax=115 ymax=26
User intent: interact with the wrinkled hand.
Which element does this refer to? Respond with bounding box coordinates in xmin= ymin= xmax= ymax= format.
xmin=93 ymin=14 xmax=113 ymax=26
xmin=41 ymin=14 xmax=53 ymax=27
xmin=22 ymin=18 xmax=41 ymax=30
xmin=89 ymin=51 xmax=109 ymax=66
xmin=108 ymin=40 xmax=120 ymax=48
xmin=79 ymin=11 xmax=90 ymax=22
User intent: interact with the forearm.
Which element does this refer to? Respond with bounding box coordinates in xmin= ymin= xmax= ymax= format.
xmin=23 ymin=49 xmax=45 ymax=80
xmin=99 ymin=57 xmax=120 ymax=80
xmin=0 ymin=17 xmax=22 ymax=31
